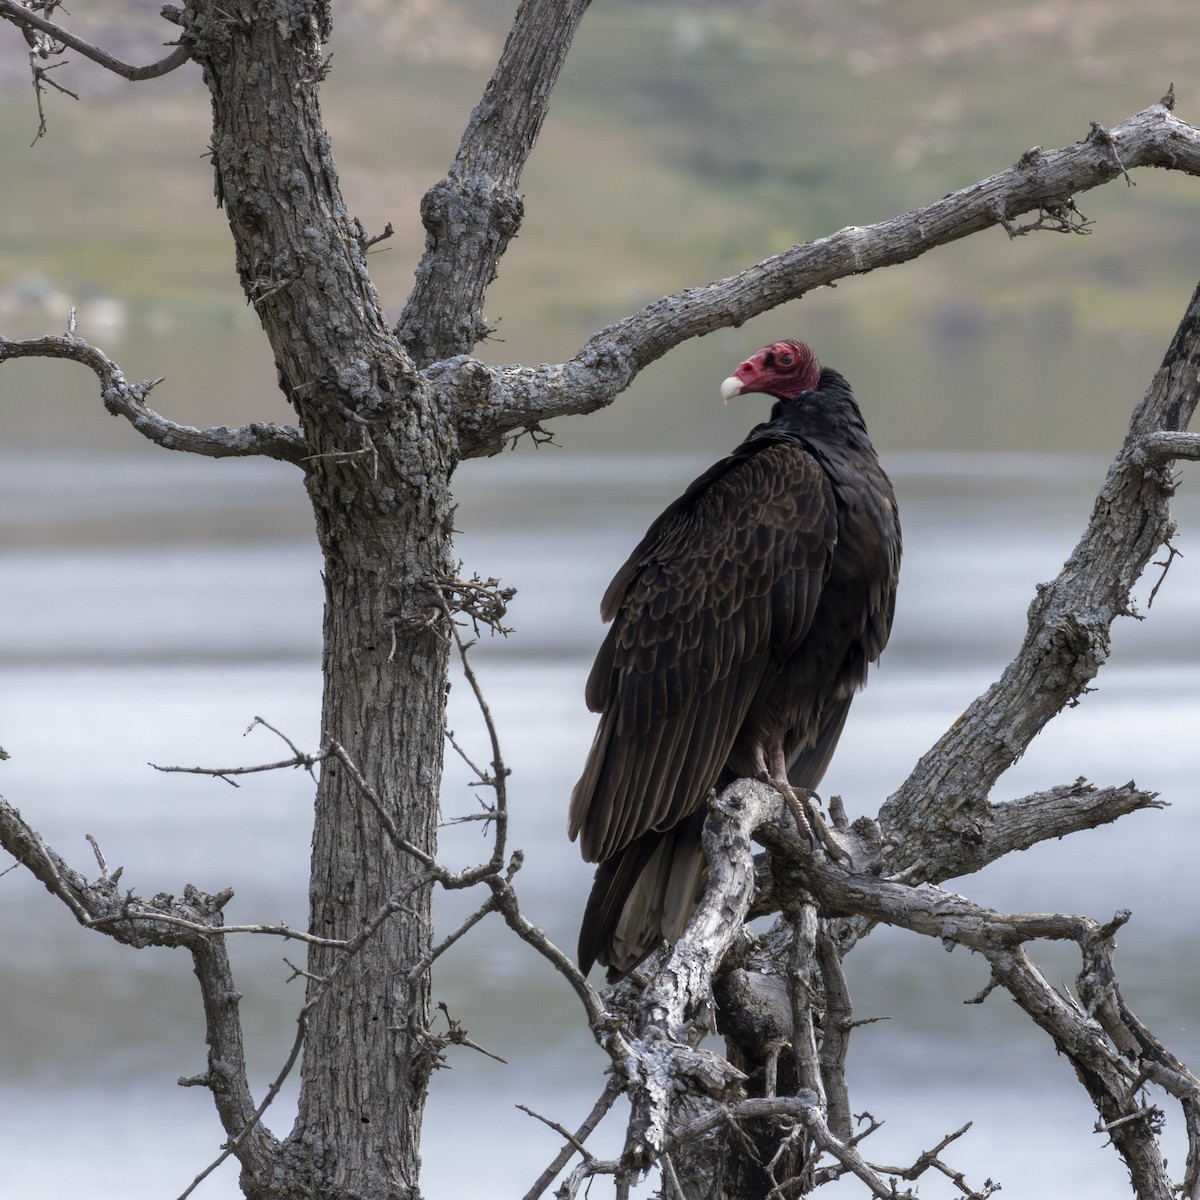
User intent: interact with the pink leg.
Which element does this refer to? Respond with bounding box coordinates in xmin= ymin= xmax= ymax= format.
xmin=754 ymin=740 xmax=790 ymax=784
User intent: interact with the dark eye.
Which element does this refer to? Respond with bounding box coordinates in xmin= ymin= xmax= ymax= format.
xmin=777 ymin=351 xmax=795 ymax=368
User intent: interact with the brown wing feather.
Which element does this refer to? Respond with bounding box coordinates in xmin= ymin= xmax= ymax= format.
xmin=568 ymin=441 xmax=837 ymax=868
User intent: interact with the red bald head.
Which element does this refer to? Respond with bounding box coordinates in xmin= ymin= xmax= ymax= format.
xmin=720 ymin=339 xmax=821 ymax=403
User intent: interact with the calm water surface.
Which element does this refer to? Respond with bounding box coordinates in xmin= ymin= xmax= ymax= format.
xmin=1 ymin=450 xmax=1198 ymax=1199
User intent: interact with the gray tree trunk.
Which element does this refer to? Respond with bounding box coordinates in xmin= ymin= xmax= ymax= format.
xmin=186 ymin=2 xmax=456 ymax=1192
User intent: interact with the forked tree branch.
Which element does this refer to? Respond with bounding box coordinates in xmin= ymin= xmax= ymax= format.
xmin=0 ymin=796 xmax=280 ymax=1182
xmin=0 ymin=326 xmax=310 ymax=464
xmin=440 ymin=100 xmax=1200 ymax=456
xmin=0 ymin=0 xmax=191 ymax=80
xmin=878 ymin=272 xmax=1200 ymax=879
xmin=0 ymin=782 xmax=454 ymax=1200
xmin=640 ymin=779 xmax=1199 ymax=1197
xmin=396 ymin=0 xmax=594 ymax=365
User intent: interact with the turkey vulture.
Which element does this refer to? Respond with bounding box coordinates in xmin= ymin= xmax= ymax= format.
xmin=569 ymin=339 xmax=901 ymax=978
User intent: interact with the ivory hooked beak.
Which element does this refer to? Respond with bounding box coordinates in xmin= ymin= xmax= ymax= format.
xmin=719 ymin=375 xmax=744 ymax=405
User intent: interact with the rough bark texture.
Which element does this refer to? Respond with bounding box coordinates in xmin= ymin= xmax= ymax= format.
xmin=396 ymin=0 xmax=593 ymax=366
xmin=182 ymin=0 xmax=452 ymax=1193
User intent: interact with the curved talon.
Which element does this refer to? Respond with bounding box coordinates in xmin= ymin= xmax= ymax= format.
xmin=771 ymin=777 xmax=854 ymax=867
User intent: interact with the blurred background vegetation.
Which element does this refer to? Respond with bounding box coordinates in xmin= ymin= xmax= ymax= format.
xmin=1 ymin=0 xmax=1198 ymax=457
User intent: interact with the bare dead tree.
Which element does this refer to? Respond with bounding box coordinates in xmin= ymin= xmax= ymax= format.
xmin=1 ymin=1 xmax=1199 ymax=1198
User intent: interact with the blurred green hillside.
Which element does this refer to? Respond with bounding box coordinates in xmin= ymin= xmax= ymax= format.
xmin=1 ymin=0 xmax=1198 ymax=453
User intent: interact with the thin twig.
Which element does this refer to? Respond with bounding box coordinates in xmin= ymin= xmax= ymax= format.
xmin=405 ymin=893 xmax=500 ymax=983
xmin=246 ymin=716 xmax=318 ymax=773
xmin=85 ymin=909 xmax=348 ymax=948
xmin=521 ymin=1079 xmax=622 ymax=1200
xmin=151 ymin=752 xmax=321 ymax=786
xmin=517 ymin=1104 xmax=596 ymax=1160
xmin=1147 ymin=541 xmax=1181 ymax=608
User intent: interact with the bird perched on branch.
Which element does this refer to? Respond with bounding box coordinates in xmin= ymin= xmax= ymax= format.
xmin=569 ymin=339 xmax=901 ymax=979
